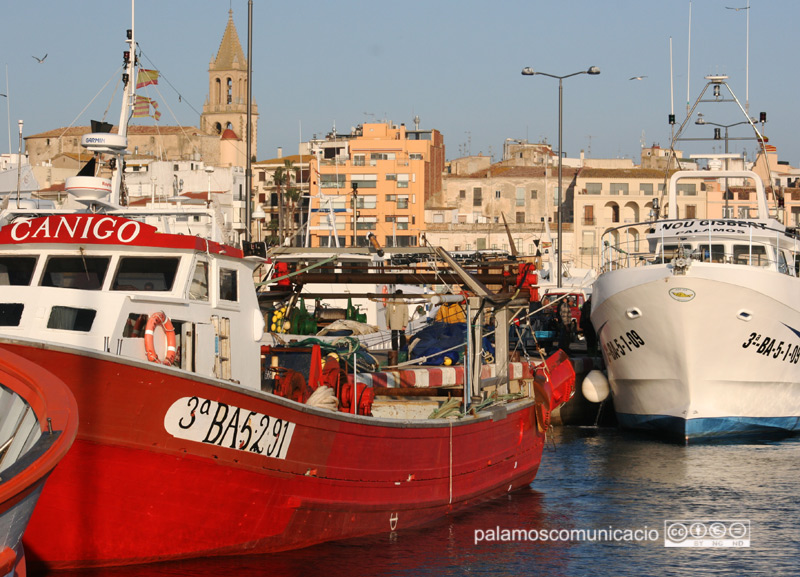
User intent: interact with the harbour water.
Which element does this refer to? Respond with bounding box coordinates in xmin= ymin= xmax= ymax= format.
xmin=37 ymin=426 xmax=800 ymax=577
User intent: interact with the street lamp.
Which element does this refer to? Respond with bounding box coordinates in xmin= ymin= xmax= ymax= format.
xmin=695 ymin=112 xmax=764 ymax=215
xmin=521 ymin=66 xmax=600 ymax=287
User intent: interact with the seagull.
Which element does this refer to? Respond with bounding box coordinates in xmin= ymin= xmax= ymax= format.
xmin=629 ymin=75 xmax=647 ymax=81
xmin=32 ymin=54 xmax=47 ymax=63
xmin=726 ymin=6 xmax=749 ymax=10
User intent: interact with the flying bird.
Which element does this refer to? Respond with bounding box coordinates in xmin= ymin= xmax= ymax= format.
xmin=726 ymin=6 xmax=749 ymax=10
xmin=629 ymin=75 xmax=647 ymax=81
xmin=32 ymin=54 xmax=47 ymax=63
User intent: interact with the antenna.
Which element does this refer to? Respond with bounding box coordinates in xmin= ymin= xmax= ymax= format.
xmin=746 ymin=0 xmax=750 ymax=113
xmin=686 ymin=1 xmax=692 ymax=116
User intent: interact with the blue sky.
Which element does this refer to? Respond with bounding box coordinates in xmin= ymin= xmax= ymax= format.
xmin=1 ymin=0 xmax=797 ymax=166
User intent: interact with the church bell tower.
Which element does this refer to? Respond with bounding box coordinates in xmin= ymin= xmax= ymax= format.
xmin=201 ymin=10 xmax=258 ymax=163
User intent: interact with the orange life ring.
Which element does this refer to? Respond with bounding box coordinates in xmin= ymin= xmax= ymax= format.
xmin=144 ymin=311 xmax=177 ymax=366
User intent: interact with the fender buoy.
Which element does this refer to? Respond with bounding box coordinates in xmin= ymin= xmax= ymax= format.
xmin=381 ymin=285 xmax=389 ymax=306
xmin=144 ymin=311 xmax=177 ymax=366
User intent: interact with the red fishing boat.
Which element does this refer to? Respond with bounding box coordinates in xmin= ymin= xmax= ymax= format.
xmin=0 ymin=347 xmax=78 ymax=577
xmin=0 ymin=4 xmax=575 ymax=571
xmin=0 ymin=211 xmax=574 ymax=569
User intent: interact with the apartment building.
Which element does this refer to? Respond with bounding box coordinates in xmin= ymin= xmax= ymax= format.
xmin=252 ymin=153 xmax=311 ymax=245
xmin=306 ymin=122 xmax=444 ymax=248
xmin=425 ymin=164 xmax=575 ymax=258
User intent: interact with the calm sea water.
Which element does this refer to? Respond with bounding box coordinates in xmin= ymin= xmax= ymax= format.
xmin=36 ymin=427 xmax=800 ymax=577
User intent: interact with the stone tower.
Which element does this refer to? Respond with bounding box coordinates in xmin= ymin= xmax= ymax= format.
xmin=201 ymin=10 xmax=258 ymax=163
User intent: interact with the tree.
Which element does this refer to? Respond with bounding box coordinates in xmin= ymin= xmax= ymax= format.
xmin=272 ymin=160 xmax=300 ymax=246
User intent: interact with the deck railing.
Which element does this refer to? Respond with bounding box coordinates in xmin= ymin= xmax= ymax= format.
xmin=599 ymin=219 xmax=800 ymax=276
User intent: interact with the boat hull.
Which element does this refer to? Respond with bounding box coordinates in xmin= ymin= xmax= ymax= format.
xmin=591 ymin=264 xmax=800 ymax=442
xmin=4 ymin=341 xmax=556 ymax=569
xmin=0 ymin=347 xmax=78 ymax=577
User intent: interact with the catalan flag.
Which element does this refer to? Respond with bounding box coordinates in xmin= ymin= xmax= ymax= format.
xmin=136 ymin=68 xmax=159 ymax=89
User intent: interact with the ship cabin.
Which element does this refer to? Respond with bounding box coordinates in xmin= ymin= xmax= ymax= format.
xmin=0 ymin=214 xmax=264 ymax=388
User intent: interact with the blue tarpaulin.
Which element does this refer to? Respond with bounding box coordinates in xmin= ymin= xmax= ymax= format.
xmin=408 ymin=322 xmax=494 ymax=365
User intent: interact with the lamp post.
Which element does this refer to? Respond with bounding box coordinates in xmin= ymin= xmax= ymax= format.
xmin=695 ymin=113 xmax=763 ymax=215
xmin=521 ymin=66 xmax=600 ymax=287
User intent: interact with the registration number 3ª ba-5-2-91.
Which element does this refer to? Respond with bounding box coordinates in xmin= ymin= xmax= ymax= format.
xmin=163 ymin=396 xmax=295 ymax=460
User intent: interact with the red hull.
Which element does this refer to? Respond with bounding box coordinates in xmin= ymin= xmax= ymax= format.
xmin=2 ymin=342 xmax=569 ymax=570
xmin=0 ymin=347 xmax=78 ymax=577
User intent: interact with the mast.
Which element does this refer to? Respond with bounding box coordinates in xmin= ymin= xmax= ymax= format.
xmin=245 ymin=0 xmax=253 ymax=243
xmin=110 ymin=0 xmax=137 ymax=206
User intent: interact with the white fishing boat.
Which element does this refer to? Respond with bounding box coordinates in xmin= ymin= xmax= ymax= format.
xmin=589 ymin=74 xmax=800 ymax=442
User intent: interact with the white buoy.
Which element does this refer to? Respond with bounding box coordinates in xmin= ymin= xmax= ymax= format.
xmin=582 ymin=370 xmax=610 ymax=403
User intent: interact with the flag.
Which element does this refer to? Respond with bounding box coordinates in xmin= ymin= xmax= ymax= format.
xmin=133 ymin=95 xmax=161 ymax=121
xmin=136 ymin=68 xmax=159 ymax=89
xmin=133 ymin=95 xmax=151 ymax=118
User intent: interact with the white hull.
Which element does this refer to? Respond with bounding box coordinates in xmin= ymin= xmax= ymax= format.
xmin=592 ymin=262 xmax=800 ymax=440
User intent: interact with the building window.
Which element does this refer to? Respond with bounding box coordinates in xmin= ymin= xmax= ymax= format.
xmin=353 ymin=154 xmax=366 ymax=166
xmin=583 ymin=205 xmax=595 ymax=225
xmin=459 ymin=189 xmax=466 ymax=199
xmin=320 ymin=174 xmax=346 ymax=189
xmin=473 ymin=187 xmax=482 ymax=207
xmin=356 ymin=195 xmax=377 ymax=209
xmin=397 ymin=174 xmax=410 ymax=188
xmin=640 ymin=183 xmax=654 ymax=195
xmin=738 ymin=206 xmax=751 ymax=219
xmin=586 ymin=183 xmax=602 ymax=195
xmin=397 ymin=195 xmax=409 ymax=209
xmin=516 ymin=187 xmax=525 ymax=206
xmin=370 ymin=152 xmax=395 ymax=165
xmin=495 ymin=190 xmax=502 ymax=199
xmin=686 ymin=205 xmax=697 ymax=219
xmin=610 ymin=183 xmax=629 ymax=196
xmin=386 ymin=173 xmax=397 ymax=181
xmin=677 ymin=183 xmax=697 ymax=196
xmin=458 ymin=214 xmax=467 ymax=224
xmin=409 ymin=153 xmax=423 ymax=160
xmin=530 ymin=190 xmax=538 ymax=199
xmin=722 ymin=206 xmax=735 ymax=218
xmin=738 ymin=191 xmax=750 ymax=200
xmin=356 ymin=216 xmax=377 ymax=231
xmin=351 ymin=174 xmax=378 ymax=189
xmin=258 ymin=172 xmax=266 ymax=182
xmin=516 ymin=212 xmax=525 ymax=223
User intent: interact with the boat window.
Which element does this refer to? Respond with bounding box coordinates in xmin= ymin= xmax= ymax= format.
xmin=654 ymin=244 xmax=680 ymax=263
xmin=112 ymin=257 xmax=179 ymax=291
xmin=696 ymin=244 xmax=725 ymax=263
xmin=189 ymin=261 xmax=209 ymax=301
xmin=219 ymin=268 xmax=238 ymax=302
xmin=733 ymin=245 xmax=768 ymax=267
xmin=0 ymin=303 xmax=24 ymax=326
xmin=122 ymin=313 xmax=149 ymax=338
xmin=47 ymin=306 xmax=96 ymax=331
xmin=0 ymin=257 xmax=37 ymax=286
xmin=778 ymin=250 xmax=790 ymax=275
xmin=41 ymin=256 xmax=110 ymax=290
